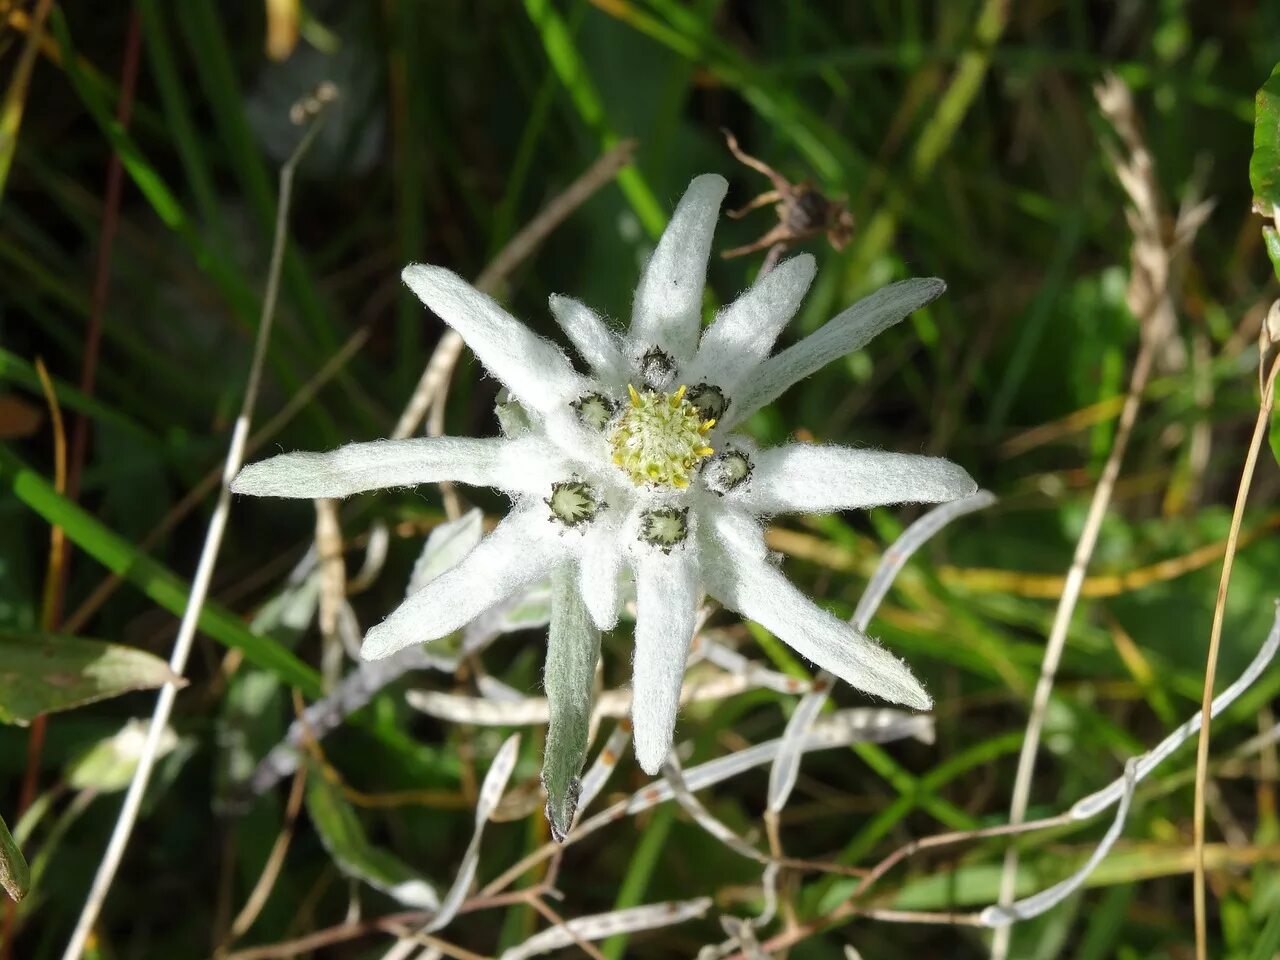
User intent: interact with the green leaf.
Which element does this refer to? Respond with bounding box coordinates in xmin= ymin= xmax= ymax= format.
xmin=0 ymin=631 xmax=180 ymax=726
xmin=0 ymin=444 xmax=323 ymax=696
xmin=1264 ymin=224 xmax=1280 ymax=283
xmin=521 ymin=0 xmax=665 ymax=238
xmin=541 ymin=566 xmax=600 ymax=842
xmin=304 ymin=760 xmax=440 ymax=909
xmin=0 ymin=813 xmax=28 ymax=903
xmin=1252 ymin=906 xmax=1280 ymax=960
xmin=1251 ymin=62 xmax=1280 ymax=211
xmin=0 ymin=446 xmax=449 ymax=786
xmin=1272 ymin=364 xmax=1280 ymax=469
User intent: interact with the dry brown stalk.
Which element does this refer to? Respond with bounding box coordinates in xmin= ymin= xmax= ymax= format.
xmin=990 ymin=72 xmax=1212 ymax=960
xmin=1191 ymin=351 xmax=1280 ymax=959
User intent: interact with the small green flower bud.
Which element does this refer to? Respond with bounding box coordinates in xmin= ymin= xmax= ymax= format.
xmin=638 ymin=506 xmax=689 ymax=553
xmin=546 ymin=481 xmax=605 ymax=526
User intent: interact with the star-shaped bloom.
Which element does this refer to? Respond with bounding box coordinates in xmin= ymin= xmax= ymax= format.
xmin=233 ymin=174 xmax=976 ymax=837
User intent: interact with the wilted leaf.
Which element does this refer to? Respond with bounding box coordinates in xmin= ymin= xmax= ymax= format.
xmin=493 ymin=579 xmax=555 ymax=634
xmin=67 ymin=719 xmax=181 ymax=793
xmin=250 ymin=572 xmax=321 ymax=638
xmin=407 ymin=508 xmax=484 ymax=597
xmin=304 ymin=760 xmax=439 ymax=910
xmin=0 ymin=631 xmax=181 ymax=726
xmin=0 ymin=394 xmax=42 ymax=439
xmin=1252 ymin=62 xmax=1280 ymax=212
xmin=264 ymin=0 xmax=299 ymax=60
xmin=0 ymin=812 xmax=28 ymax=902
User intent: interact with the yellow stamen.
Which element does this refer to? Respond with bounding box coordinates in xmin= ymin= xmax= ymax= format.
xmin=700 ymin=419 xmax=716 ymax=432
xmin=627 ymin=384 xmax=641 ymax=407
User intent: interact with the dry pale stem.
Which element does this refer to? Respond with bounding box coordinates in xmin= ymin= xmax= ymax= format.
xmin=1191 ymin=353 xmax=1280 ymax=959
xmin=991 ymin=72 xmax=1212 ymax=959
xmin=314 ymin=497 xmax=348 ymax=688
xmin=218 ymin=764 xmax=310 ymax=952
xmin=60 ymin=95 xmax=336 ymax=960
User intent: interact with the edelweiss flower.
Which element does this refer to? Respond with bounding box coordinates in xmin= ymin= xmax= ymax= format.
xmin=233 ymin=174 xmax=976 ymax=837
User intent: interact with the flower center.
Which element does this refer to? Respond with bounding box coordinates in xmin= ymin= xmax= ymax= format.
xmin=608 ymin=385 xmax=715 ymax=489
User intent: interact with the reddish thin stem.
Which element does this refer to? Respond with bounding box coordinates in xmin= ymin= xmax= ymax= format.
xmin=5 ymin=10 xmax=142 ymax=956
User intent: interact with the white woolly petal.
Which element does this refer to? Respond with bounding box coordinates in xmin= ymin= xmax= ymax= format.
xmin=549 ymin=295 xmax=628 ymax=385
xmin=724 ymin=278 xmax=946 ymax=427
xmin=403 ymin=264 xmax=588 ymax=412
xmin=684 ymin=254 xmax=815 ymax=393
xmin=361 ymin=507 xmax=568 ymax=660
xmin=629 ymin=174 xmax=728 ymax=361
xmin=577 ymin=517 xmax=626 ymax=631
xmin=542 ymin=406 xmax=611 ymax=467
xmin=232 ymin=435 xmax=570 ymax=499
xmin=702 ymin=511 xmax=930 ymax=710
xmin=731 ymin=445 xmax=977 ymax=515
xmin=630 ymin=549 xmax=700 ymax=774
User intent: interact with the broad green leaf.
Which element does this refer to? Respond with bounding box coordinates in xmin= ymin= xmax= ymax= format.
xmin=0 ymin=631 xmax=179 ymax=726
xmin=304 ymin=760 xmax=439 ymax=909
xmin=1251 ymin=62 xmax=1280 ymax=212
xmin=541 ymin=566 xmax=600 ymax=841
xmin=0 ymin=813 xmax=28 ymax=902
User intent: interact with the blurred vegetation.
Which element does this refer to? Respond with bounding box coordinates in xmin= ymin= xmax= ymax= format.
xmin=4 ymin=1 xmax=1280 ymax=958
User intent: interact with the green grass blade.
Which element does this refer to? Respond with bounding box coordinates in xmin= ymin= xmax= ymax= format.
xmin=137 ymin=0 xmax=226 ymax=240
xmin=601 ymin=804 xmax=676 ymax=959
xmin=175 ymin=0 xmax=339 ymax=354
xmin=522 ymin=0 xmax=665 ymax=239
xmin=0 ymin=444 xmax=322 ymax=695
xmin=0 ymin=348 xmax=159 ymax=447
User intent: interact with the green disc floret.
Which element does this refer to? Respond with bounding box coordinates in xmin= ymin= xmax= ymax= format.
xmin=702 ymin=447 xmax=753 ymax=495
xmin=571 ymin=392 xmax=617 ymax=430
xmin=638 ymin=347 xmax=677 ymax=389
xmin=546 ymin=480 xmax=604 ymax=526
xmin=685 ymin=382 xmax=729 ymax=422
xmin=639 ymin=506 xmax=689 ymax=552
